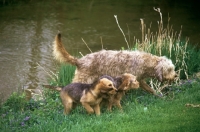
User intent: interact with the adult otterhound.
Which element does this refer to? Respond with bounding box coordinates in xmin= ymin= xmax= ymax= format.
xmin=53 ymin=33 xmax=177 ymax=96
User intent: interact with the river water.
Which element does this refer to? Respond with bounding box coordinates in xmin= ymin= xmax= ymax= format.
xmin=0 ymin=0 xmax=199 ymax=102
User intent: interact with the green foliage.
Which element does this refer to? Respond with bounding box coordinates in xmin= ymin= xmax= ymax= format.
xmin=1 ymin=78 xmax=200 ymax=132
xmin=185 ymin=45 xmax=200 ymax=75
xmin=1 ymin=92 xmax=27 ymax=112
xmin=49 ymin=64 xmax=76 ymax=87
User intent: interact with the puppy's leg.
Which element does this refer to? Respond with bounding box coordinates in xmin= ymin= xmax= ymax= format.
xmin=107 ymin=100 xmax=113 ymax=112
xmin=115 ymin=100 xmax=122 ymax=110
xmin=139 ymin=80 xmax=156 ymax=95
xmin=62 ymin=99 xmax=73 ymax=115
xmin=81 ymin=102 xmax=94 ymax=114
xmin=106 ymin=96 xmax=115 ymax=112
xmin=60 ymin=92 xmax=73 ymax=115
xmin=93 ymin=104 xmax=100 ymax=115
xmin=64 ymin=102 xmax=73 ymax=115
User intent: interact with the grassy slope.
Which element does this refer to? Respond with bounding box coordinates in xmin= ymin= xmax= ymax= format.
xmin=1 ymin=78 xmax=200 ymax=132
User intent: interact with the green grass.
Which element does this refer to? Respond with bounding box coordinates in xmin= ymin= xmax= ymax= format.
xmin=1 ymin=75 xmax=200 ymax=132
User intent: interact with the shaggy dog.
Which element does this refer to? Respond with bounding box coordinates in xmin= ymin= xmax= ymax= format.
xmin=100 ymin=73 xmax=139 ymax=111
xmin=53 ymin=33 xmax=177 ymax=95
xmin=44 ymin=77 xmax=117 ymax=115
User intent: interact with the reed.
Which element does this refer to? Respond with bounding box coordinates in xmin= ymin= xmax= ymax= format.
xmin=50 ymin=64 xmax=76 ymax=87
xmin=135 ymin=8 xmax=188 ymax=79
xmin=115 ymin=8 xmax=200 ymax=95
xmin=120 ymin=8 xmax=191 ymax=94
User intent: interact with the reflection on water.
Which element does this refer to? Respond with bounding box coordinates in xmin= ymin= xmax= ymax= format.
xmin=0 ymin=0 xmax=199 ymax=102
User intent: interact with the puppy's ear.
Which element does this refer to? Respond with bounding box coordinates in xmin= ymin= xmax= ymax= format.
xmin=123 ymin=83 xmax=131 ymax=91
xmin=100 ymin=90 xmax=108 ymax=93
xmin=118 ymin=80 xmax=130 ymax=91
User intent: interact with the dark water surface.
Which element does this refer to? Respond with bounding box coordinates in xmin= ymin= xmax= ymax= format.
xmin=0 ymin=0 xmax=200 ymax=102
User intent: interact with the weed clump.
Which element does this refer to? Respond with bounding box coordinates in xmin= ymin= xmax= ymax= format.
xmin=115 ymin=8 xmax=200 ymax=94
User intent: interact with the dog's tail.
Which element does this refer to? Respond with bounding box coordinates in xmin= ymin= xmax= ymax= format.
xmin=42 ymin=85 xmax=62 ymax=91
xmin=53 ymin=32 xmax=78 ymax=66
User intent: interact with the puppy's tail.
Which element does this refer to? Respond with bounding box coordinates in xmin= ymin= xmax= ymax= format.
xmin=53 ymin=32 xmax=78 ymax=66
xmin=42 ymin=85 xmax=62 ymax=91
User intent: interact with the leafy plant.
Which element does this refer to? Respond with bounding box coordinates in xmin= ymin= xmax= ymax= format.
xmin=49 ymin=64 xmax=76 ymax=87
xmin=1 ymin=92 xmax=27 ymax=112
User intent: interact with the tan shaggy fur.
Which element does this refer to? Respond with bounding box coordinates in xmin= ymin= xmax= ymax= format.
xmin=53 ymin=33 xmax=177 ymax=95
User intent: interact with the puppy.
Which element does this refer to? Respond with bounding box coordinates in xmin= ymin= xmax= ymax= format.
xmin=45 ymin=77 xmax=117 ymax=115
xmin=100 ymin=73 xmax=139 ymax=111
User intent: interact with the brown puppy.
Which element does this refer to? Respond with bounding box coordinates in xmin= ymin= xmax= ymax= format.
xmin=59 ymin=77 xmax=117 ymax=115
xmin=53 ymin=33 xmax=177 ymax=96
xmin=100 ymin=73 xmax=139 ymax=111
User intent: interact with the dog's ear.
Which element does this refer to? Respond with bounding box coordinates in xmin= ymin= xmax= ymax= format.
xmin=118 ymin=75 xmax=128 ymax=90
xmin=100 ymin=87 xmax=114 ymax=93
xmin=118 ymin=80 xmax=130 ymax=91
xmin=123 ymin=81 xmax=130 ymax=90
xmin=100 ymin=90 xmax=107 ymax=93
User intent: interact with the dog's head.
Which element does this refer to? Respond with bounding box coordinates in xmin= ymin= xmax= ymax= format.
xmin=99 ymin=75 xmax=117 ymax=88
xmin=119 ymin=73 xmax=140 ymax=91
xmin=98 ymin=78 xmax=117 ymax=95
xmin=155 ymin=57 xmax=178 ymax=82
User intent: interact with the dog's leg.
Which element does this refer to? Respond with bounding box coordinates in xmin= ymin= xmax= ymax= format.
xmin=64 ymin=102 xmax=73 ymax=115
xmin=107 ymin=102 xmax=112 ymax=112
xmin=93 ymin=104 xmax=100 ymax=115
xmin=60 ymin=92 xmax=73 ymax=115
xmin=107 ymin=98 xmax=114 ymax=112
xmin=104 ymin=96 xmax=114 ymax=112
xmin=81 ymin=102 xmax=94 ymax=114
xmin=116 ymin=100 xmax=122 ymax=110
xmin=139 ymin=80 xmax=156 ymax=95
